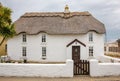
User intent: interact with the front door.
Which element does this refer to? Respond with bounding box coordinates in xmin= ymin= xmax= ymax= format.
xmin=72 ymin=46 xmax=80 ymax=62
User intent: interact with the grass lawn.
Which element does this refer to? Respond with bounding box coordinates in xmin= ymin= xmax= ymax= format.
xmin=0 ymin=36 xmax=7 ymax=56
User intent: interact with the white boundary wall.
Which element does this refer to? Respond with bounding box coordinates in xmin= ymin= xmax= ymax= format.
xmin=96 ymin=55 xmax=120 ymax=63
xmin=90 ymin=59 xmax=120 ymax=77
xmin=0 ymin=59 xmax=73 ymax=77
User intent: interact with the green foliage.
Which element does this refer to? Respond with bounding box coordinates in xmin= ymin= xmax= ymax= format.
xmin=0 ymin=3 xmax=16 ymax=46
xmin=0 ymin=24 xmax=15 ymax=38
xmin=0 ymin=5 xmax=12 ymax=24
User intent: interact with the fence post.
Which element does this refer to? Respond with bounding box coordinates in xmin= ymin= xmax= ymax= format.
xmin=90 ymin=59 xmax=98 ymax=77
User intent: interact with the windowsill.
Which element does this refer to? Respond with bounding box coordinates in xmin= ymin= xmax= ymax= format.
xmin=42 ymin=57 xmax=47 ymax=60
xmin=88 ymin=56 xmax=95 ymax=59
xmin=89 ymin=41 xmax=94 ymax=43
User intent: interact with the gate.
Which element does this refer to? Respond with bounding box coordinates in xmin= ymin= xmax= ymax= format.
xmin=74 ymin=60 xmax=90 ymax=75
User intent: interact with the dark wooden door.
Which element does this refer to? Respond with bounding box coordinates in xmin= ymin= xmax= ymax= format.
xmin=72 ymin=46 xmax=80 ymax=62
xmin=72 ymin=46 xmax=90 ymax=75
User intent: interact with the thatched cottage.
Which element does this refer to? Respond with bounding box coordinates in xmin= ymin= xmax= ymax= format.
xmin=7 ymin=5 xmax=106 ymax=62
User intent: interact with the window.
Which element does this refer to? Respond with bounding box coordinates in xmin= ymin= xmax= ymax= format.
xmin=42 ymin=47 xmax=46 ymax=57
xmin=22 ymin=47 xmax=26 ymax=56
xmin=109 ymin=47 xmax=119 ymax=52
xmin=5 ymin=44 xmax=7 ymax=52
xmin=42 ymin=34 xmax=46 ymax=42
xmin=89 ymin=33 xmax=93 ymax=42
xmin=104 ymin=47 xmax=106 ymax=51
xmin=23 ymin=33 xmax=26 ymax=42
xmin=89 ymin=46 xmax=93 ymax=56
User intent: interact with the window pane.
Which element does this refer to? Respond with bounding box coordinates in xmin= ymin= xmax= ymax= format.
xmin=22 ymin=47 xmax=26 ymax=56
xmin=23 ymin=33 xmax=26 ymax=42
xmin=42 ymin=34 xmax=46 ymax=42
xmin=42 ymin=47 xmax=46 ymax=57
xmin=89 ymin=46 xmax=93 ymax=56
xmin=89 ymin=33 xmax=93 ymax=42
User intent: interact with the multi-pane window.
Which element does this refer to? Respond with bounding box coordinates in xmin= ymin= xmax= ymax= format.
xmin=89 ymin=46 xmax=93 ymax=56
xmin=89 ymin=33 xmax=93 ymax=42
xmin=42 ymin=47 xmax=46 ymax=57
xmin=42 ymin=34 xmax=46 ymax=42
xmin=109 ymin=47 xmax=120 ymax=52
xmin=23 ymin=33 xmax=26 ymax=42
xmin=22 ymin=47 xmax=26 ymax=56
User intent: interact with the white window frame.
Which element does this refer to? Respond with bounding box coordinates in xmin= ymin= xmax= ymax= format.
xmin=42 ymin=34 xmax=46 ymax=43
xmin=42 ymin=47 xmax=46 ymax=59
xmin=89 ymin=46 xmax=93 ymax=56
xmin=22 ymin=47 xmax=26 ymax=56
xmin=89 ymin=32 xmax=93 ymax=42
xmin=22 ymin=33 xmax=27 ymax=42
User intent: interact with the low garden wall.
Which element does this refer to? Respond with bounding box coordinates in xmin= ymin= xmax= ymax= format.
xmin=96 ymin=55 xmax=120 ymax=63
xmin=0 ymin=59 xmax=73 ymax=77
xmin=90 ymin=59 xmax=120 ymax=77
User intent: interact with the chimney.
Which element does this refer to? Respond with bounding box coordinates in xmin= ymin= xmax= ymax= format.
xmin=64 ymin=5 xmax=70 ymax=13
xmin=64 ymin=5 xmax=70 ymax=18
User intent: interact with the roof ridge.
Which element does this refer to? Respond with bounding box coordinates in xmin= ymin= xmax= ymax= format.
xmin=21 ymin=11 xmax=91 ymax=18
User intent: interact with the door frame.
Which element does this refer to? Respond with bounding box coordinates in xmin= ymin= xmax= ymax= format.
xmin=72 ymin=46 xmax=80 ymax=61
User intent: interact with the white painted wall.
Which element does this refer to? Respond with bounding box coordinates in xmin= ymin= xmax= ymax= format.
xmin=7 ymin=31 xmax=104 ymax=62
xmin=96 ymin=55 xmax=120 ymax=63
xmin=90 ymin=59 xmax=120 ymax=77
xmin=87 ymin=32 xmax=105 ymax=57
xmin=0 ymin=59 xmax=73 ymax=77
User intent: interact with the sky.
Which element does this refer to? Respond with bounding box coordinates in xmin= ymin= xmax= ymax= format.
xmin=0 ymin=0 xmax=120 ymax=42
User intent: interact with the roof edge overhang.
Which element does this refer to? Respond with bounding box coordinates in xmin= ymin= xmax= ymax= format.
xmin=67 ymin=39 xmax=86 ymax=47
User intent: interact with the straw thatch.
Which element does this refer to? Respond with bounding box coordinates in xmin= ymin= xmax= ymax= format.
xmin=15 ymin=11 xmax=106 ymax=35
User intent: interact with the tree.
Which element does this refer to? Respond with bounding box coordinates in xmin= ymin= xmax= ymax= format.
xmin=0 ymin=3 xmax=16 ymax=46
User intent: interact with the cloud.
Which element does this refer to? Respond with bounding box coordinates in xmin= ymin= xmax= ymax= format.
xmin=0 ymin=0 xmax=120 ymax=41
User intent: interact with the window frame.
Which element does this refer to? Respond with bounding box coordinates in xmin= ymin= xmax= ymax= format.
xmin=22 ymin=47 xmax=26 ymax=56
xmin=22 ymin=33 xmax=27 ymax=42
xmin=89 ymin=32 xmax=93 ymax=42
xmin=42 ymin=34 xmax=46 ymax=43
xmin=89 ymin=46 xmax=93 ymax=56
xmin=42 ymin=47 xmax=46 ymax=58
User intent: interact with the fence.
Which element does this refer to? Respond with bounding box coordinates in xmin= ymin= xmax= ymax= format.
xmin=74 ymin=60 xmax=89 ymax=75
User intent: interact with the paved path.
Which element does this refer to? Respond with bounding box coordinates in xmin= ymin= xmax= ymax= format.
xmin=0 ymin=76 xmax=120 ymax=81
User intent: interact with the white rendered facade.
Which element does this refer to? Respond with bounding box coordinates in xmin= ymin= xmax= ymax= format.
xmin=7 ymin=31 xmax=104 ymax=62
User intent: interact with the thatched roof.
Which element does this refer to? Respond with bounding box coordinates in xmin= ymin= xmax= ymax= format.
xmin=15 ymin=11 xmax=106 ymax=35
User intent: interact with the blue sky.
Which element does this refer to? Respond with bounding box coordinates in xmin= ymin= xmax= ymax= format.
xmin=0 ymin=0 xmax=120 ymax=42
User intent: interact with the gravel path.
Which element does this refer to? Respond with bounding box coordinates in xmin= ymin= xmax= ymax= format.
xmin=0 ymin=76 xmax=120 ymax=81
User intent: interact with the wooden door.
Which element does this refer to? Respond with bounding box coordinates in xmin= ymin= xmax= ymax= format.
xmin=72 ymin=46 xmax=80 ymax=62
